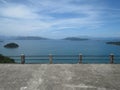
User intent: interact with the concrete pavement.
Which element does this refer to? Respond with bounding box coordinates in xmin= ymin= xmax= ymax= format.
xmin=0 ymin=64 xmax=120 ymax=90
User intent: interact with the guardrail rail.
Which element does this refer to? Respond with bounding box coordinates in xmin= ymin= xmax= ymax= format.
xmin=7 ymin=53 xmax=120 ymax=64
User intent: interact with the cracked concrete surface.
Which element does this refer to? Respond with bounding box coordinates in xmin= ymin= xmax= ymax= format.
xmin=0 ymin=64 xmax=120 ymax=90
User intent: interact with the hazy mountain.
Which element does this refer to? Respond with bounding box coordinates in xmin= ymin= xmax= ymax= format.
xmin=63 ymin=37 xmax=89 ymax=41
xmin=15 ymin=36 xmax=48 ymax=40
xmin=0 ymin=35 xmax=49 ymax=40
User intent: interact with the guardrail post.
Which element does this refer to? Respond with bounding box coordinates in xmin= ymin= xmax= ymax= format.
xmin=49 ymin=54 xmax=53 ymax=64
xmin=21 ymin=54 xmax=25 ymax=64
xmin=110 ymin=53 xmax=114 ymax=64
xmin=79 ymin=54 xmax=82 ymax=64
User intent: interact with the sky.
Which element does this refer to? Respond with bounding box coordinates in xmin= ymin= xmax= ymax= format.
xmin=0 ymin=0 xmax=120 ymax=38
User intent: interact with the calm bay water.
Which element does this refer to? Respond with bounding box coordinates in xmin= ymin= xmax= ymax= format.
xmin=0 ymin=40 xmax=120 ymax=63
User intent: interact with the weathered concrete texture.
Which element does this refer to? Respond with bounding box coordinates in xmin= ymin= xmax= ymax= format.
xmin=0 ymin=64 xmax=120 ymax=90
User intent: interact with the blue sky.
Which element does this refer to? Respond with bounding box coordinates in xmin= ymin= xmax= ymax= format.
xmin=0 ymin=0 xmax=120 ymax=38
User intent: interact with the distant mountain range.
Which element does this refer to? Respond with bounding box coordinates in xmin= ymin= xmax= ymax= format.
xmin=63 ymin=37 xmax=89 ymax=41
xmin=0 ymin=36 xmax=48 ymax=40
xmin=0 ymin=35 xmax=120 ymax=41
xmin=15 ymin=36 xmax=48 ymax=40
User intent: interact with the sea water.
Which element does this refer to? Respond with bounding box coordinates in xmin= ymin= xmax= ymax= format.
xmin=0 ymin=40 xmax=120 ymax=63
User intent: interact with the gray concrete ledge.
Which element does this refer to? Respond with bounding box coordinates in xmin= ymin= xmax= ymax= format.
xmin=0 ymin=64 xmax=120 ymax=90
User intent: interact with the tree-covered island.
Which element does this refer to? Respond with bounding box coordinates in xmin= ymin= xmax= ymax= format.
xmin=106 ymin=42 xmax=120 ymax=46
xmin=4 ymin=43 xmax=19 ymax=48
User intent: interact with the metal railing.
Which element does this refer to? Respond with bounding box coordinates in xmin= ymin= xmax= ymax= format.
xmin=8 ymin=53 xmax=120 ymax=64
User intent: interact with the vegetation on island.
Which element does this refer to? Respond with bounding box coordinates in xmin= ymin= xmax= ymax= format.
xmin=4 ymin=43 xmax=19 ymax=48
xmin=63 ymin=37 xmax=89 ymax=41
xmin=0 ymin=54 xmax=15 ymax=63
xmin=106 ymin=42 xmax=120 ymax=46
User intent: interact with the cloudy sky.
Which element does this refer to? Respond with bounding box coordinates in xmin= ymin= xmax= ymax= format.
xmin=0 ymin=0 xmax=120 ymax=38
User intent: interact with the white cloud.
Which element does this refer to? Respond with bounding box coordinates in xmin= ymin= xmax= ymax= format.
xmin=0 ymin=19 xmax=51 ymax=35
xmin=0 ymin=4 xmax=39 ymax=19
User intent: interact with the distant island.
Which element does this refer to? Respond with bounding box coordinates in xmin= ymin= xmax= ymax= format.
xmin=63 ymin=37 xmax=89 ymax=41
xmin=106 ymin=42 xmax=120 ymax=46
xmin=4 ymin=43 xmax=19 ymax=48
xmin=15 ymin=36 xmax=48 ymax=40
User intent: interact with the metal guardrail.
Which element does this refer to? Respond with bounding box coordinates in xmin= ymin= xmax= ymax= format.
xmin=7 ymin=54 xmax=120 ymax=64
